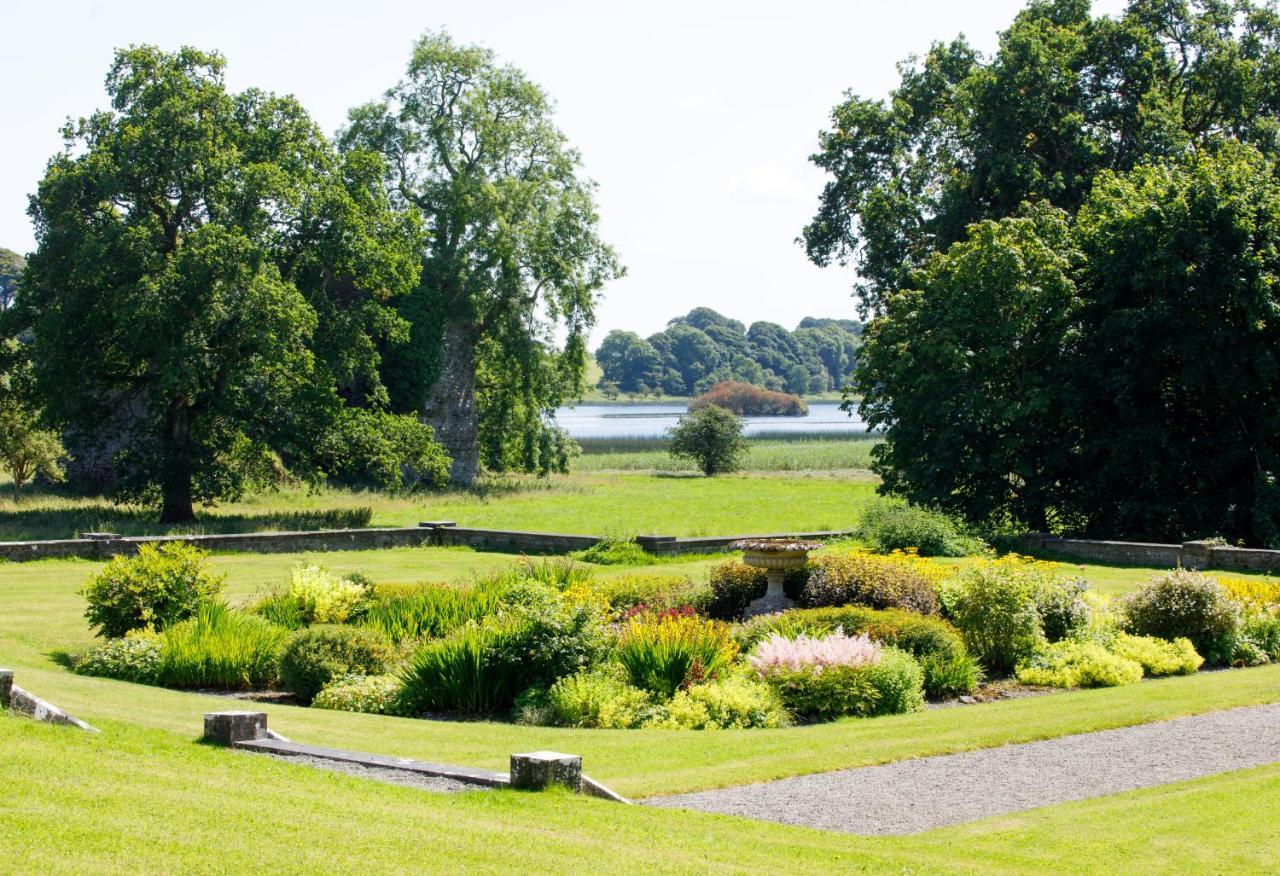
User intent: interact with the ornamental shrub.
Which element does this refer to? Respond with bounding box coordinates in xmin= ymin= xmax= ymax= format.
xmin=761 ymin=647 xmax=924 ymax=721
xmin=360 ymin=582 xmax=504 ymax=644
xmin=941 ymin=557 xmax=1052 ymax=674
xmin=1110 ymin=634 xmax=1202 ymax=677
xmin=854 ymin=498 xmax=988 ymax=557
xmin=570 ymin=538 xmax=655 ymax=566
xmin=1119 ymin=569 xmax=1241 ymax=662
xmin=312 ymin=674 xmax=405 ymax=715
xmin=278 ymin=625 xmax=392 ymax=703
xmin=157 ymin=602 xmax=287 ymax=689
xmin=487 ymin=581 xmax=609 ymax=686
xmin=1036 ymin=577 xmax=1091 ymax=643
xmin=542 ymin=669 xmax=656 ymax=729
xmin=706 ymin=561 xmax=766 ymax=620
xmin=736 ymin=605 xmax=977 ymax=698
xmin=72 ymin=630 xmax=162 ymax=683
xmin=645 ymin=676 xmax=790 ymax=729
xmin=749 ymin=630 xmax=882 ymax=673
xmin=1016 ymin=641 xmax=1143 ymax=688
xmin=286 ymin=564 xmax=370 ymax=625
xmin=616 ymin=612 xmax=738 ymax=698
xmin=587 ymin=574 xmax=712 ymax=617
xmin=799 ymin=550 xmax=940 ymax=615
xmin=81 ymin=543 xmax=224 ymax=638
xmin=667 ymin=405 xmax=748 ymax=476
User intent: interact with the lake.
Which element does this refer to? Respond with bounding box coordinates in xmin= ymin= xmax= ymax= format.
xmin=554 ymin=401 xmax=868 ymax=439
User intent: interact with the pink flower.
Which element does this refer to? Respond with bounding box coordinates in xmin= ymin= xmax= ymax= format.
xmin=749 ymin=628 xmax=882 ymax=675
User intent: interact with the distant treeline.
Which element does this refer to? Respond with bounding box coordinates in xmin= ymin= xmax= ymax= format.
xmin=595 ymin=307 xmax=861 ymax=397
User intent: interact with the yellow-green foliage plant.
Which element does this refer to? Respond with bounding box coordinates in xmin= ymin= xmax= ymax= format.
xmin=615 ymin=610 xmax=739 ymax=698
xmin=81 ymin=543 xmax=224 ymax=638
xmin=287 ymin=564 xmax=367 ymax=624
xmin=1016 ymin=641 xmax=1143 ymax=688
xmin=312 ymin=675 xmax=405 ymax=715
xmin=1110 ymin=633 xmax=1203 ymax=677
xmin=1217 ymin=575 xmax=1280 ymax=614
xmin=644 ymin=675 xmax=790 ymax=730
xmin=542 ymin=670 xmax=655 ymax=729
xmin=799 ymin=548 xmax=944 ymax=615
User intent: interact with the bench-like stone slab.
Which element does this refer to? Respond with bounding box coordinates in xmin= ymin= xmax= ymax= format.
xmin=510 ymin=751 xmax=583 ymax=791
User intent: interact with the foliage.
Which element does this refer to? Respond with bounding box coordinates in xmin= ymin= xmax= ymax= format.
xmin=1242 ymin=613 xmax=1280 ymax=662
xmin=917 ymin=652 xmax=982 ymax=700
xmin=487 ymin=580 xmax=609 ymax=685
xmin=312 ymin=674 xmax=405 ymax=716
xmin=570 ymin=538 xmax=654 ymax=566
xmin=396 ymin=620 xmax=529 ymax=715
xmin=854 ymin=498 xmax=988 ymax=557
xmin=705 ymin=561 xmax=767 ymax=620
xmin=1110 ymin=634 xmax=1203 ymax=678
xmin=317 ymin=408 xmax=451 ymax=490
xmin=157 ymin=602 xmax=286 ymax=689
xmin=689 ymin=381 xmax=807 ymax=417
xmin=1119 ymin=569 xmax=1242 ymax=662
xmin=586 ymin=574 xmax=711 ymax=617
xmin=283 ymin=565 xmax=370 ymax=625
xmin=799 ymin=549 xmax=941 ymax=615
xmin=342 ymin=30 xmax=621 ymax=482
xmin=1036 ymin=577 xmax=1091 ymax=643
xmin=615 ymin=612 xmax=738 ymax=698
xmin=540 ymin=669 xmax=656 ymax=729
xmin=19 ymin=46 xmax=424 ymax=522
xmin=0 ymin=246 xmax=24 ymax=311
xmin=940 ymin=557 xmax=1051 ymax=673
xmin=277 ymin=625 xmax=392 ymax=703
xmin=480 ymin=557 xmax=594 ymax=591
xmin=1219 ymin=575 xmax=1280 ymax=614
xmin=748 ymin=630 xmax=881 ymax=673
xmin=1016 ymin=641 xmax=1144 ymax=689
xmin=646 ymin=675 xmax=790 ymax=730
xmin=666 ymin=405 xmax=747 ymax=476
xmin=359 ymin=582 xmax=504 ymax=644
xmin=71 ymin=631 xmax=162 ymax=684
xmin=0 ymin=339 xmax=66 ymax=501
xmin=761 ymin=647 xmax=924 ymax=721
xmin=81 ymin=543 xmax=224 ymax=638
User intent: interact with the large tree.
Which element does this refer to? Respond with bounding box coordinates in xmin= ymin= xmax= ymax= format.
xmin=18 ymin=46 xmax=426 ymax=522
xmin=341 ymin=32 xmax=622 ymax=484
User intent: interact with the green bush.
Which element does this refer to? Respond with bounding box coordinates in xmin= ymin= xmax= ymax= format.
xmin=667 ymin=405 xmax=748 ymax=476
xmin=736 ymin=605 xmax=977 ymax=697
xmin=854 ymin=498 xmax=987 ymax=557
xmin=616 ymin=612 xmax=738 ymax=698
xmin=278 ymin=625 xmax=392 ymax=703
xmin=941 ymin=559 xmax=1047 ymax=674
xmin=542 ymin=669 xmax=656 ymax=729
xmin=312 ymin=674 xmax=405 ymax=715
xmin=1016 ymin=641 xmax=1143 ymax=688
xmin=81 ymin=543 xmax=224 ymax=638
xmin=1110 ymin=633 xmax=1202 ymax=676
xmin=799 ymin=551 xmax=940 ymax=615
xmin=1119 ymin=569 xmax=1241 ymax=662
xmin=646 ymin=676 xmax=790 ymax=729
xmin=1036 ymin=577 xmax=1091 ymax=643
xmin=71 ymin=632 xmax=162 ymax=683
xmin=360 ymin=582 xmax=504 ymax=644
xmin=762 ymin=647 xmax=924 ymax=721
xmin=488 ymin=581 xmax=609 ymax=685
xmin=284 ymin=564 xmax=371 ymax=625
xmin=1242 ymin=613 xmax=1280 ymax=662
xmin=706 ymin=561 xmax=766 ymax=620
xmin=587 ymin=574 xmax=712 ymax=616
xmin=571 ymin=539 xmax=655 ymax=566
xmin=397 ymin=620 xmax=530 ymax=715
xmin=157 ymin=602 xmax=287 ymax=689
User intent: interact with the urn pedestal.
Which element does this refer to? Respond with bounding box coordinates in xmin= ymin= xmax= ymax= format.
xmin=731 ymin=539 xmax=822 ymax=617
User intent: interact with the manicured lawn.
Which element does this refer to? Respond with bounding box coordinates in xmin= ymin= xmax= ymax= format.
xmin=2 ymin=714 xmax=1278 ymax=873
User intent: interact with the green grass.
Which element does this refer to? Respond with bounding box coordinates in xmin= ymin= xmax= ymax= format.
xmin=574 ymin=434 xmax=879 ymax=472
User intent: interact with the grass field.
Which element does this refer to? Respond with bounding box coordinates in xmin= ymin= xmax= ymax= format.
xmin=575 ymin=434 xmax=878 ymax=472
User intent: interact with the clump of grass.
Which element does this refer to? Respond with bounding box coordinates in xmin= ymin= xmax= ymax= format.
xmin=157 ymin=602 xmax=286 ymax=689
xmin=360 ymin=583 xmax=505 ymax=644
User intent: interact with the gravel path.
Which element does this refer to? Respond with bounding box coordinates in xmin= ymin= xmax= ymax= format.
xmin=646 ymin=703 xmax=1280 ymax=834
xmin=258 ymin=753 xmax=490 ymax=794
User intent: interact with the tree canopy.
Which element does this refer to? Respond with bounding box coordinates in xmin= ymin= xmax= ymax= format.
xmin=17 ymin=46 xmax=431 ymax=522
xmin=341 ymin=31 xmax=622 ymax=483
xmin=0 ymin=248 xmax=24 ymax=311
xmin=595 ymin=307 xmax=861 ymax=396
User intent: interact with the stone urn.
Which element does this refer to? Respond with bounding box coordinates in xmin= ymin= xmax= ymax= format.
xmin=730 ymin=538 xmax=822 ymax=616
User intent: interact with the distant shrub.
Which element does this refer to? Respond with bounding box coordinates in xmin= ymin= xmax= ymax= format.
xmin=941 ymin=557 xmax=1050 ymax=674
xmin=736 ymin=605 xmax=976 ymax=698
xmin=761 ymin=647 xmax=924 ymax=721
xmin=81 ymin=543 xmax=224 ymax=638
xmin=646 ymin=676 xmax=790 ymax=729
xmin=571 ymin=538 xmax=655 ymax=566
xmin=587 ymin=574 xmax=712 ymax=616
xmin=360 ymin=582 xmax=504 ymax=644
xmin=72 ymin=631 xmax=162 ymax=683
xmin=855 ymin=499 xmax=987 ymax=557
xmin=312 ymin=675 xmax=405 ymax=716
xmin=1036 ymin=577 xmax=1091 ymax=643
xmin=1110 ymin=634 xmax=1202 ymax=677
xmin=1119 ymin=569 xmax=1241 ymax=662
xmin=667 ymin=405 xmax=748 ymax=476
xmin=157 ymin=602 xmax=286 ymax=689
xmin=542 ymin=670 xmax=656 ymax=729
xmin=1016 ymin=641 xmax=1143 ymax=688
xmin=616 ymin=612 xmax=738 ymax=698
xmin=706 ymin=561 xmax=767 ymax=620
xmin=278 ymin=625 xmax=392 ymax=703
xmin=689 ymin=381 xmax=808 ymax=417
xmin=799 ymin=550 xmax=940 ymax=615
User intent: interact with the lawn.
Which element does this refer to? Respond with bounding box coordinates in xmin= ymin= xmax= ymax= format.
xmin=574 ymin=434 xmax=879 ymax=472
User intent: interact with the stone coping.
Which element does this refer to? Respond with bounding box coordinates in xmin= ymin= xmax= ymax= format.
xmin=233 ymin=737 xmax=511 ymax=788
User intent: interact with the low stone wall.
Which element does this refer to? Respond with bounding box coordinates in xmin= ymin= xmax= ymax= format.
xmin=1023 ymin=534 xmax=1280 ymax=574
xmin=635 ymin=530 xmax=853 ymax=556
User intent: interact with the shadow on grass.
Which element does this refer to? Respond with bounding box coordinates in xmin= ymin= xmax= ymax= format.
xmin=0 ymin=503 xmax=375 ymax=543
xmin=47 ymin=650 xmax=77 ymax=670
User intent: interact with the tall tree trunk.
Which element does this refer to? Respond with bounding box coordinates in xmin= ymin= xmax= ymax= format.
xmin=422 ymin=320 xmax=479 ymax=485
xmin=160 ymin=403 xmax=196 ymax=524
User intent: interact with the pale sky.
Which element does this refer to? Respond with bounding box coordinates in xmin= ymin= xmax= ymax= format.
xmin=2 ymin=0 xmax=1127 ymax=342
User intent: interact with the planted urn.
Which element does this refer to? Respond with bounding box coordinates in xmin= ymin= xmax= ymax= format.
xmin=730 ymin=538 xmax=822 ymax=616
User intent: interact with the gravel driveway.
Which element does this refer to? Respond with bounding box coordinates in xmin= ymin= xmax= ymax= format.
xmin=646 ymin=703 xmax=1280 ymax=834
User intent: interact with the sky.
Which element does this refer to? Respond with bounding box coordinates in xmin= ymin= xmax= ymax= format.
xmin=1 ymin=0 xmax=1127 ymax=343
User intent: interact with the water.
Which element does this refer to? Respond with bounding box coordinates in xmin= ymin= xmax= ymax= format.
xmin=553 ymin=401 xmax=868 ymax=439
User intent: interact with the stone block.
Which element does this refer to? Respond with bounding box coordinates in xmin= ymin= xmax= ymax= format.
xmin=0 ymin=669 xmax=12 ymax=706
xmin=509 ymin=751 xmax=582 ymax=791
xmin=203 ymin=711 xmax=268 ymax=746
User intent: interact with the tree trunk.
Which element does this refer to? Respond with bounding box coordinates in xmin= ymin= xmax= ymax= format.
xmin=422 ymin=320 xmax=479 ymax=485
xmin=160 ymin=403 xmax=196 ymax=524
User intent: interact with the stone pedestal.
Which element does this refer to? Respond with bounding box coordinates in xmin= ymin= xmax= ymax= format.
xmin=0 ymin=669 xmax=12 ymax=706
xmin=510 ymin=751 xmax=582 ymax=791
xmin=203 ymin=711 xmax=268 ymax=746
xmin=747 ymin=570 xmax=794 ymax=617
